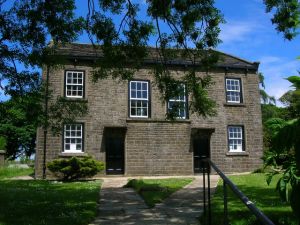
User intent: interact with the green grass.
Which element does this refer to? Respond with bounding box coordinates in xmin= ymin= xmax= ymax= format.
xmin=0 ymin=180 xmax=101 ymax=225
xmin=125 ymin=178 xmax=194 ymax=207
xmin=204 ymin=173 xmax=298 ymax=225
xmin=0 ymin=166 xmax=34 ymax=179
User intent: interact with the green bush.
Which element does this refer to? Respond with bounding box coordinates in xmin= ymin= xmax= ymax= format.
xmin=47 ymin=156 xmax=104 ymax=181
xmin=0 ymin=136 xmax=6 ymax=150
xmin=291 ymin=183 xmax=300 ymax=220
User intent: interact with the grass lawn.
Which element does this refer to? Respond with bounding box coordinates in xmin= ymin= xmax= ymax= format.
xmin=204 ymin=173 xmax=298 ymax=225
xmin=125 ymin=178 xmax=194 ymax=207
xmin=0 ymin=166 xmax=34 ymax=179
xmin=0 ymin=180 xmax=101 ymax=225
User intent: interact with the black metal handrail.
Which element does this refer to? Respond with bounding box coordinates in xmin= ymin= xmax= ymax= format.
xmin=201 ymin=157 xmax=275 ymax=225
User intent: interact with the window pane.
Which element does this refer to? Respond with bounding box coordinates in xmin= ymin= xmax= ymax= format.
xmin=131 ymin=100 xmax=137 ymax=108
xmin=142 ymin=82 xmax=147 ymax=90
xmin=131 ymin=90 xmax=136 ymax=98
xmin=131 ymin=108 xmax=136 ymax=116
xmin=142 ymin=91 xmax=147 ymax=99
xmin=131 ymin=82 xmax=136 ymax=90
xmin=142 ymin=108 xmax=147 ymax=116
xmin=76 ymin=144 xmax=82 ymax=150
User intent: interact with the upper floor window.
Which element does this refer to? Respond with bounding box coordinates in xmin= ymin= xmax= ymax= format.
xmin=65 ymin=71 xmax=84 ymax=98
xmin=129 ymin=81 xmax=149 ymax=118
xmin=228 ymin=126 xmax=244 ymax=152
xmin=226 ymin=78 xmax=242 ymax=103
xmin=167 ymin=84 xmax=187 ymax=119
xmin=63 ymin=124 xmax=83 ymax=152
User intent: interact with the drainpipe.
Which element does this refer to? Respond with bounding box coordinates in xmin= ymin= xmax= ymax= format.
xmin=42 ymin=65 xmax=50 ymax=179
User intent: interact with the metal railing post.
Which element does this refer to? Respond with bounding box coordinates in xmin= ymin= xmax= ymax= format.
xmin=203 ymin=161 xmax=206 ymax=217
xmin=223 ymin=182 xmax=229 ymax=225
xmin=207 ymin=161 xmax=211 ymax=225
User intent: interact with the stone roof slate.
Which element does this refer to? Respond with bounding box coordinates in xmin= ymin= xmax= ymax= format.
xmin=53 ymin=42 xmax=259 ymax=71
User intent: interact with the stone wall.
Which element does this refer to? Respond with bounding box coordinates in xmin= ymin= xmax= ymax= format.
xmin=35 ymin=63 xmax=263 ymax=178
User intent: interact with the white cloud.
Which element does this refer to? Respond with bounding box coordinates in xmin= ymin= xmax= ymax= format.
xmin=259 ymin=56 xmax=299 ymax=101
xmin=219 ymin=21 xmax=256 ymax=43
xmin=259 ymin=56 xmax=281 ymax=64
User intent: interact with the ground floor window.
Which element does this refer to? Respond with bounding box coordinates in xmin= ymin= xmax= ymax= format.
xmin=63 ymin=124 xmax=83 ymax=152
xmin=228 ymin=126 xmax=244 ymax=152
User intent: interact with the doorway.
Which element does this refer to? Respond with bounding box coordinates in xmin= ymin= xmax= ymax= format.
xmin=192 ymin=129 xmax=213 ymax=173
xmin=104 ymin=128 xmax=126 ymax=175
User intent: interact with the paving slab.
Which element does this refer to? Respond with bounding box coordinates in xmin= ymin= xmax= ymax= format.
xmin=90 ymin=175 xmax=219 ymax=225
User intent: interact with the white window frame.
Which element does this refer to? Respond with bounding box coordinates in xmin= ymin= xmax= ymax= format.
xmin=65 ymin=71 xmax=84 ymax=98
xmin=129 ymin=81 xmax=149 ymax=118
xmin=167 ymin=84 xmax=187 ymax=119
xmin=63 ymin=124 xmax=83 ymax=153
xmin=228 ymin=126 xmax=244 ymax=152
xmin=226 ymin=78 xmax=242 ymax=103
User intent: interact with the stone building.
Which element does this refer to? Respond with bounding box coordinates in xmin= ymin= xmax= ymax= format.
xmin=35 ymin=43 xmax=263 ymax=178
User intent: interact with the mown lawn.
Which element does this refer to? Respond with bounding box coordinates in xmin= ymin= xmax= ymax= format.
xmin=204 ymin=173 xmax=298 ymax=225
xmin=125 ymin=178 xmax=194 ymax=207
xmin=0 ymin=180 xmax=101 ymax=225
xmin=0 ymin=166 xmax=34 ymax=179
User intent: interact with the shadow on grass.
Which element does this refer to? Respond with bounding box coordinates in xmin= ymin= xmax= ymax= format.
xmin=0 ymin=180 xmax=101 ymax=225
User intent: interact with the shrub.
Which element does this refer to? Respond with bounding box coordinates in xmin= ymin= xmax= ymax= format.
xmin=47 ymin=156 xmax=104 ymax=181
xmin=0 ymin=136 xmax=6 ymax=150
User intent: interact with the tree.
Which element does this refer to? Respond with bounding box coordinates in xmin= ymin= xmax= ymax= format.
xmin=259 ymin=72 xmax=276 ymax=105
xmin=264 ymin=0 xmax=300 ymax=40
xmin=0 ymin=91 xmax=42 ymax=159
xmin=264 ymin=75 xmax=300 ymax=220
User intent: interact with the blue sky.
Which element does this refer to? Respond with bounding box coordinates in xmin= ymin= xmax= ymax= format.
xmin=215 ymin=0 xmax=300 ymax=102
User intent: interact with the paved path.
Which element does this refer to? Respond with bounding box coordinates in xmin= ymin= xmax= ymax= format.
xmin=90 ymin=175 xmax=219 ymax=225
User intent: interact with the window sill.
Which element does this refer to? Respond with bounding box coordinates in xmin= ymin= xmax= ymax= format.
xmin=126 ymin=118 xmax=191 ymax=123
xmin=224 ymin=103 xmax=245 ymax=107
xmin=226 ymin=152 xmax=249 ymax=156
xmin=62 ymin=97 xmax=88 ymax=102
xmin=58 ymin=152 xmax=88 ymax=157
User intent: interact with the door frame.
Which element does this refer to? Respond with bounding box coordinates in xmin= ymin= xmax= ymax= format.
xmin=191 ymin=128 xmax=215 ymax=173
xmin=103 ymin=127 xmax=126 ymax=175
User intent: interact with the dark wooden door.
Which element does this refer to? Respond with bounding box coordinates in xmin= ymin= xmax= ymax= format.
xmin=193 ymin=138 xmax=210 ymax=173
xmin=105 ymin=137 xmax=124 ymax=175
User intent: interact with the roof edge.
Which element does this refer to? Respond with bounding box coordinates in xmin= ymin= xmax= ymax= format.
xmin=211 ymin=49 xmax=259 ymax=66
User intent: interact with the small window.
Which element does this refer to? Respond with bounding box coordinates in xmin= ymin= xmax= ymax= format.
xmin=167 ymin=84 xmax=187 ymax=119
xmin=65 ymin=71 xmax=84 ymax=98
xmin=129 ymin=81 xmax=149 ymax=118
xmin=226 ymin=78 xmax=242 ymax=103
xmin=228 ymin=126 xmax=244 ymax=152
xmin=63 ymin=124 xmax=83 ymax=152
